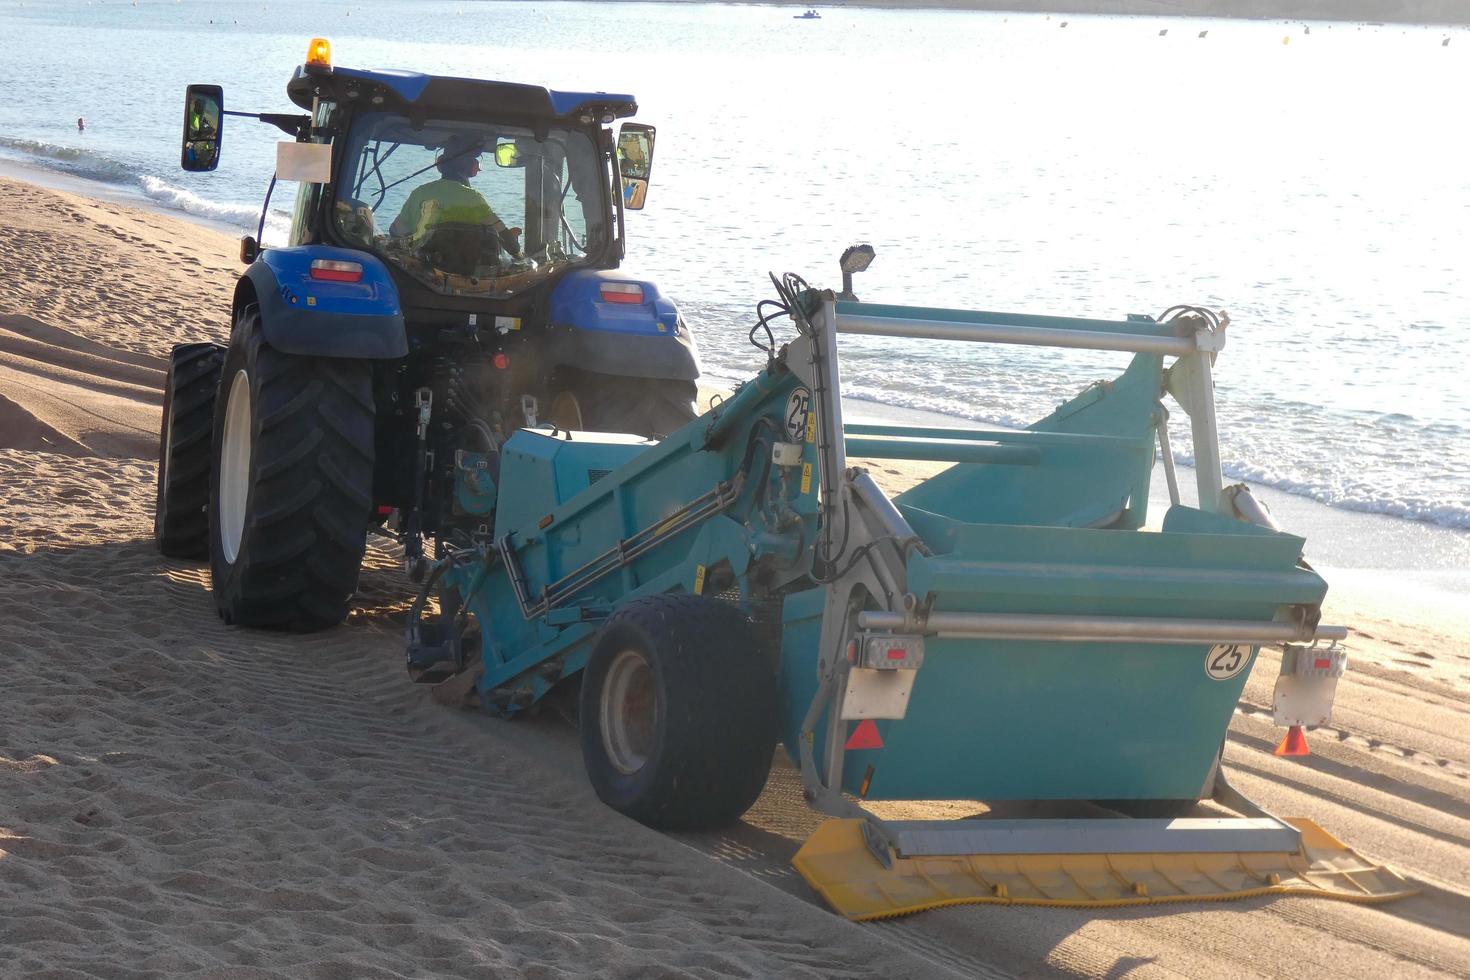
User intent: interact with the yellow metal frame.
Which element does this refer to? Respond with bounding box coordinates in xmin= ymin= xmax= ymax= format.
xmin=793 ymin=818 xmax=1417 ymax=921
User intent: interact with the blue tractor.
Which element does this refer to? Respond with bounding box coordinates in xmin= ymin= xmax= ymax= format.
xmin=154 ymin=39 xmax=699 ymax=631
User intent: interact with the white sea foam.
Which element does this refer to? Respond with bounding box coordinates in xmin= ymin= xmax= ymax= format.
xmin=137 ymin=175 xmax=258 ymax=225
xmin=1221 ymin=459 xmax=1470 ymax=530
xmin=137 ymin=176 xmax=291 ymax=242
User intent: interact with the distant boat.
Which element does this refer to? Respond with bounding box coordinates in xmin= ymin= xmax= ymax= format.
xmin=794 ymin=8 xmax=821 ymax=18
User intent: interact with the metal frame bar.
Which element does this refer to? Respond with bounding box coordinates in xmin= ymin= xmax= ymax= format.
xmin=845 ymin=423 xmax=1146 ymax=449
xmin=499 ymin=476 xmax=743 ymax=620
xmin=876 ymin=816 xmax=1302 ymax=858
xmin=844 ymin=436 xmax=1040 ymax=465
xmin=1156 ymin=404 xmax=1182 ymax=507
xmin=837 ymin=311 xmax=1199 ymax=355
xmin=1184 ymin=354 xmax=1225 ymax=511
xmin=857 ymin=610 xmax=1348 ymax=645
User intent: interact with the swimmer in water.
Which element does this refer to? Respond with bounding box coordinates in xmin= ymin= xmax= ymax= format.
xmin=77 ymin=117 xmax=85 ymax=132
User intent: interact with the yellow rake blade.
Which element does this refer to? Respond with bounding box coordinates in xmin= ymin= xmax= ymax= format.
xmin=791 ymin=818 xmax=1417 ymax=922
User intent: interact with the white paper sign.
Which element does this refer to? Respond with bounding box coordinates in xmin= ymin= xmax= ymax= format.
xmin=275 ymin=141 xmax=332 ymax=184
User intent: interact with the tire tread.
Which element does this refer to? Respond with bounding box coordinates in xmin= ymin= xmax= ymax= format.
xmin=155 ymin=342 xmax=227 ymax=558
xmin=209 ymin=307 xmax=375 ymax=631
xmin=580 ymin=594 xmax=776 ymax=830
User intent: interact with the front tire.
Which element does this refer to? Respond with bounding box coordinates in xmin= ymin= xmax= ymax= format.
xmin=155 ymin=342 xmax=226 ymax=558
xmin=579 ymin=594 xmax=777 ymax=830
xmin=208 ymin=306 xmax=376 ymax=631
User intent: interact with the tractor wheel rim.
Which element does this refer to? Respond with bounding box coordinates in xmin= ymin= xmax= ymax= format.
xmin=600 ymin=648 xmax=656 ymax=775
xmin=219 ymin=368 xmax=252 ymax=565
xmin=161 ymin=402 xmax=174 ymax=480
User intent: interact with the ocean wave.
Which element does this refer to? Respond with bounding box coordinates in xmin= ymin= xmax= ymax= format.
xmin=138 ymin=175 xmax=260 ymax=226
xmin=137 ymin=176 xmax=291 ymax=241
xmin=0 ymin=137 xmax=291 ymax=241
xmin=1221 ymin=459 xmax=1470 ymax=530
xmin=0 ymin=135 xmax=135 ymax=183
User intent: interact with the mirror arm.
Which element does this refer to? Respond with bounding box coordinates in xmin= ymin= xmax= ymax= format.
xmin=223 ymin=110 xmax=311 ymax=140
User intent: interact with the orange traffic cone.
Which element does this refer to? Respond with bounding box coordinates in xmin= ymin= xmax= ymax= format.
xmin=1274 ymin=725 xmax=1310 ymax=757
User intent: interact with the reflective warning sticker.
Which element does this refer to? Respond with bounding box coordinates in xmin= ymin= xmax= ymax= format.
xmin=495 ymin=315 xmax=522 ymax=331
xmin=845 ymin=719 xmax=884 ymax=750
xmin=693 ymin=564 xmax=707 ymax=595
xmin=800 ymin=463 xmax=813 ymax=495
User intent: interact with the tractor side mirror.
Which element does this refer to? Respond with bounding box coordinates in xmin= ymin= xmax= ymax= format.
xmin=493 ymin=140 xmax=524 ymax=168
xmin=617 ymin=123 xmax=655 ymax=210
xmin=181 ymin=84 xmax=224 ymax=172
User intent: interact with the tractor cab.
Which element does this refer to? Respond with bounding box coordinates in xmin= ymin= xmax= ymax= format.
xmin=288 ymin=62 xmax=650 ymax=306
xmin=182 ymin=38 xmax=658 ymax=315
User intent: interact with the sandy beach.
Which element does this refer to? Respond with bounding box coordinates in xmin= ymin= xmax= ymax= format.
xmin=2 ymin=175 xmax=1468 ymax=977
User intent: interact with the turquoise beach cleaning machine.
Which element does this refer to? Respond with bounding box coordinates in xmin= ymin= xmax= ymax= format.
xmin=405 ymin=270 xmax=1413 ymax=919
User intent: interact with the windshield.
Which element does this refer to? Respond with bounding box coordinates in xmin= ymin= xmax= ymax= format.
xmin=333 ymin=112 xmax=609 ymax=298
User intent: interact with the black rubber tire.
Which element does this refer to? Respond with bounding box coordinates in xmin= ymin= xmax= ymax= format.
xmin=208 ymin=305 xmax=376 ymax=631
xmin=155 ymin=342 xmax=227 ymax=558
xmin=579 ymin=594 xmax=777 ymax=830
xmin=574 ymin=374 xmax=698 ymax=439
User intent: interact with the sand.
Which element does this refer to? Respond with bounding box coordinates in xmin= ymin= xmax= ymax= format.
xmin=1 ymin=175 xmax=1467 ymax=978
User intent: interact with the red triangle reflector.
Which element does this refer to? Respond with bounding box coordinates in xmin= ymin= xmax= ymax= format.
xmin=1274 ymin=725 xmax=1310 ymax=757
xmin=845 ymin=719 xmax=884 ymax=751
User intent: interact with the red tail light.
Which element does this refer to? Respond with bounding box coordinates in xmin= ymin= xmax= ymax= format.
xmin=310 ymin=259 xmax=363 ymax=283
xmin=600 ymin=282 xmax=643 ymax=304
xmin=493 ymin=353 xmax=510 ymax=370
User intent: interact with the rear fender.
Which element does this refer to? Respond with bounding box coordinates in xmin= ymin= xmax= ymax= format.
xmin=235 ymin=246 xmax=407 ymax=359
xmin=544 ymin=269 xmax=699 ymax=381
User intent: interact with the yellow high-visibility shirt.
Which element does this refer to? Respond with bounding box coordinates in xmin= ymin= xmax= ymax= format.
xmin=396 ymin=179 xmax=503 ymax=241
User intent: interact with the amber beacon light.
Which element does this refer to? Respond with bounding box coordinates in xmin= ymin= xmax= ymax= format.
xmin=306 ymin=37 xmax=332 ymax=67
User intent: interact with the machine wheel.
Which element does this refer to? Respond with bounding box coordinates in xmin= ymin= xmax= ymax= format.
xmin=579 ymin=594 xmax=777 ymax=830
xmin=208 ymin=305 xmax=376 ymax=631
xmin=558 ymin=373 xmax=697 ymax=439
xmin=155 ymin=342 xmax=227 ymax=558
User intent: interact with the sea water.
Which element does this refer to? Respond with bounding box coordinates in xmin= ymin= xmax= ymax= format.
xmin=1 ymin=0 xmax=1467 ymax=545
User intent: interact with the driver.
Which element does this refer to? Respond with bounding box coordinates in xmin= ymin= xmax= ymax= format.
xmin=390 ymin=134 xmax=522 ymax=259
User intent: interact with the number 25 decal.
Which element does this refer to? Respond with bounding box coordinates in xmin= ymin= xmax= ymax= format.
xmin=785 ymin=388 xmax=812 ymax=443
xmin=1205 ymin=643 xmax=1253 ymax=680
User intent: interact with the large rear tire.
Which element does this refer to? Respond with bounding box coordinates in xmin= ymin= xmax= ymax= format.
xmin=155 ymin=342 xmax=226 ymax=558
xmin=579 ymin=594 xmax=776 ymax=830
xmin=208 ymin=306 xmax=376 ymax=631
